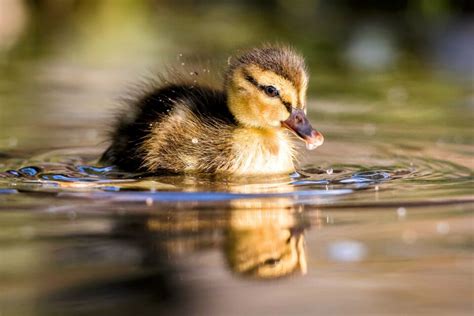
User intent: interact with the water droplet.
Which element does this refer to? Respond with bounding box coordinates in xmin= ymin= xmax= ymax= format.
xmin=397 ymin=207 xmax=407 ymax=218
xmin=327 ymin=240 xmax=368 ymax=262
xmin=436 ymin=222 xmax=450 ymax=234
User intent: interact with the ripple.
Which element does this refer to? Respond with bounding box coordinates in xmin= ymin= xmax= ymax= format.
xmin=0 ymin=148 xmax=471 ymax=205
xmin=40 ymin=174 xmax=100 ymax=182
xmin=18 ymin=166 xmax=42 ymax=177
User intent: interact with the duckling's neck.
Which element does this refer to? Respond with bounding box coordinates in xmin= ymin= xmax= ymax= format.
xmin=228 ymin=127 xmax=296 ymax=175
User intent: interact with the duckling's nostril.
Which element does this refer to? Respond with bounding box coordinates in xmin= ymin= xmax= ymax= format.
xmin=295 ymin=114 xmax=303 ymax=124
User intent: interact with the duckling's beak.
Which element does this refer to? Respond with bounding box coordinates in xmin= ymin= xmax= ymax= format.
xmin=281 ymin=109 xmax=324 ymax=150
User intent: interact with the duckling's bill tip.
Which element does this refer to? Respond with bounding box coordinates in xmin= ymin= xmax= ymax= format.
xmin=305 ymin=131 xmax=324 ymax=150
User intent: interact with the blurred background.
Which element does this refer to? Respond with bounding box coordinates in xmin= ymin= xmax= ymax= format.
xmin=0 ymin=0 xmax=472 ymax=151
xmin=0 ymin=2 xmax=473 ymax=315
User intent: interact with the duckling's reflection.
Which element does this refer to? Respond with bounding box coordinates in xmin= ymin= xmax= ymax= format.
xmin=44 ymin=203 xmax=311 ymax=314
xmin=144 ymin=205 xmax=309 ymax=279
xmin=225 ymin=208 xmax=308 ymax=278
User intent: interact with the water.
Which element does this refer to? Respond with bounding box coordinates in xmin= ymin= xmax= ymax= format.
xmin=1 ymin=2 xmax=473 ymax=315
xmin=1 ymin=82 xmax=473 ymax=314
xmin=1 ymin=121 xmax=472 ymax=315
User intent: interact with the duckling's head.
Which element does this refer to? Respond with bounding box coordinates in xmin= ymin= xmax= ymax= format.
xmin=225 ymin=44 xmax=323 ymax=149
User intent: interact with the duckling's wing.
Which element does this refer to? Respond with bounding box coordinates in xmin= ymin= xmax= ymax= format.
xmin=101 ymin=84 xmax=235 ymax=172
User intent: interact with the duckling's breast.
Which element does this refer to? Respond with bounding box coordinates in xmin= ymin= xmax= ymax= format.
xmin=227 ymin=128 xmax=295 ymax=175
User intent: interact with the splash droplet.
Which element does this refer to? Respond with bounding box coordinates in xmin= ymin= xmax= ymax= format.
xmin=397 ymin=207 xmax=407 ymax=218
xmin=328 ymin=240 xmax=368 ymax=262
xmin=436 ymin=222 xmax=450 ymax=234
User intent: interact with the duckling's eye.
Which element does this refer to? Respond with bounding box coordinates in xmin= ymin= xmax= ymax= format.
xmin=264 ymin=85 xmax=279 ymax=97
xmin=263 ymin=258 xmax=280 ymax=266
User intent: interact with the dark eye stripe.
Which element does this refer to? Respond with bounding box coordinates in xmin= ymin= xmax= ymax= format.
xmin=243 ymin=71 xmax=293 ymax=112
xmin=244 ymin=72 xmax=261 ymax=88
xmin=282 ymin=100 xmax=292 ymax=113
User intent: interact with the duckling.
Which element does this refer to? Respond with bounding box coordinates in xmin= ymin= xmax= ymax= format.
xmin=101 ymin=44 xmax=324 ymax=175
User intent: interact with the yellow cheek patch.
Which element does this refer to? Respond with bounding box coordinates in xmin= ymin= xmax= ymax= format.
xmin=260 ymin=102 xmax=290 ymax=124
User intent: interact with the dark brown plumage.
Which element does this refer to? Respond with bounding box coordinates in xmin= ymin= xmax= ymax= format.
xmin=101 ymin=84 xmax=235 ymax=172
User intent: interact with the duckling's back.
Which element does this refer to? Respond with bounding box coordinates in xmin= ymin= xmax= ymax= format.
xmin=101 ymin=84 xmax=237 ymax=173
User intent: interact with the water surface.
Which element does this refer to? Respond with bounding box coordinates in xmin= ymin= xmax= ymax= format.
xmin=1 ymin=105 xmax=472 ymax=315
